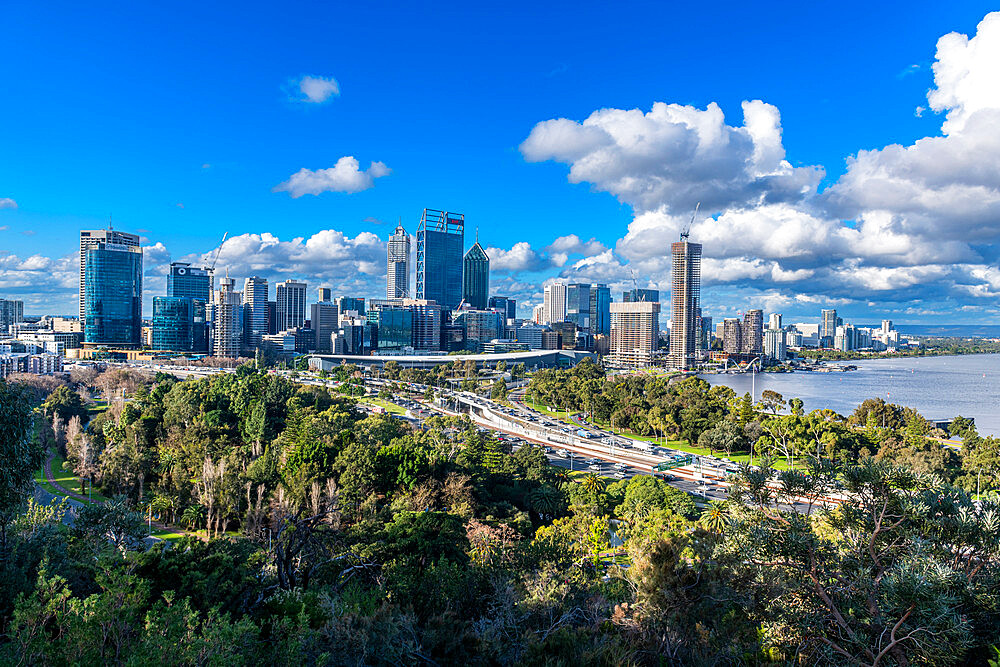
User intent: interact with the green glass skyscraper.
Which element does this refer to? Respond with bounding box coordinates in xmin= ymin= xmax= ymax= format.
xmin=416 ymin=209 xmax=464 ymax=310
xmin=462 ymin=240 xmax=490 ymax=309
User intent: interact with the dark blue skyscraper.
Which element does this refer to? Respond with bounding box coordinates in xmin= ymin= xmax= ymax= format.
xmin=488 ymin=296 xmax=516 ymax=321
xmin=83 ymin=242 xmax=143 ymax=346
xmin=166 ymin=262 xmax=212 ymax=301
xmin=462 ymin=240 xmax=490 ymax=309
xmin=589 ymin=284 xmax=611 ymax=337
xmin=416 ymin=209 xmax=464 ymax=310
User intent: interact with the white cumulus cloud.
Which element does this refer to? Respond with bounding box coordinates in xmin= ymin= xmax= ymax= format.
xmin=0 ymin=198 xmax=17 ymax=209
xmin=292 ymin=75 xmax=340 ymax=104
xmin=274 ymin=156 xmax=391 ymax=197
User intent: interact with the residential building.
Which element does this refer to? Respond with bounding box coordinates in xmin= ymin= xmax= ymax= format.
xmin=741 ymin=309 xmax=764 ymax=355
xmin=785 ymin=330 xmax=803 ymax=348
xmin=387 ymin=223 xmax=410 ymax=299
xmin=82 ymin=241 xmax=143 ymax=347
xmin=722 ymin=318 xmax=742 ymax=354
xmin=609 ymin=301 xmax=660 ymax=367
xmin=769 ymin=313 xmax=782 ymax=331
xmin=275 ymin=280 xmax=307 ymax=331
xmin=543 ymin=283 xmax=566 ymax=324
xmin=211 ymin=276 xmax=242 ymax=358
xmin=462 ymin=239 xmax=490 ymax=309
xmin=532 ymin=303 xmax=545 ymax=324
xmin=764 ymin=328 xmax=786 ymax=362
xmin=821 ymin=309 xmax=838 ymax=340
xmin=622 ymin=288 xmax=659 ymax=303
xmin=309 ymin=301 xmax=340 ymax=353
xmin=668 ymin=239 xmax=701 ymax=370
xmin=167 ymin=262 xmax=212 ymax=302
xmin=242 ymin=276 xmax=269 ymax=350
xmin=416 ymin=208 xmax=464 ymax=310
xmin=79 ymin=228 xmax=140 ymax=326
xmin=0 ymin=299 xmax=24 ymax=332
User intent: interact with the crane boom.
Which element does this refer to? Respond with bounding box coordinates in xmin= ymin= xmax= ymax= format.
xmin=680 ymin=202 xmax=700 ymax=240
xmin=210 ymin=231 xmax=228 ymax=271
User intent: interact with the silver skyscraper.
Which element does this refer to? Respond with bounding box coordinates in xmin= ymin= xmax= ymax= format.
xmin=387 ymin=222 xmax=410 ymax=299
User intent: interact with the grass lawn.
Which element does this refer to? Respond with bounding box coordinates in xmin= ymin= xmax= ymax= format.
xmin=361 ymin=397 xmax=406 ymax=415
xmin=521 ymin=399 xmax=574 ymax=421
xmin=150 ymin=528 xmax=187 ymax=543
xmin=48 ymin=450 xmax=109 ymax=502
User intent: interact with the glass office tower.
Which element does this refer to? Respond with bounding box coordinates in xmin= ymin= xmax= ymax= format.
xmin=166 ymin=262 xmax=212 ymax=301
xmin=416 ymin=209 xmax=464 ymax=310
xmin=462 ymin=241 xmax=490 ymax=309
xmin=83 ymin=242 xmax=143 ymax=346
xmin=152 ymin=296 xmax=207 ymax=352
xmin=589 ymin=284 xmax=611 ymax=337
xmin=366 ymin=306 xmax=413 ymax=351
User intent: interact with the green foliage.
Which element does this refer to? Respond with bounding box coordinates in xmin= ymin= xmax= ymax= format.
xmin=0 ymin=380 xmax=43 ymax=552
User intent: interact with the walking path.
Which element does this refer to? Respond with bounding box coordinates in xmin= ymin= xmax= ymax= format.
xmin=40 ymin=449 xmax=199 ymax=541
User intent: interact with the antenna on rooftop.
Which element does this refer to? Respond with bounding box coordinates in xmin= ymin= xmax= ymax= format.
xmin=680 ymin=202 xmax=700 ymax=241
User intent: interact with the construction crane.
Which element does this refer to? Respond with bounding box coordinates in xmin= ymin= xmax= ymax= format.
xmin=210 ymin=231 xmax=228 ymax=272
xmin=680 ymin=202 xmax=700 ymax=241
xmin=628 ymin=267 xmax=646 ymax=302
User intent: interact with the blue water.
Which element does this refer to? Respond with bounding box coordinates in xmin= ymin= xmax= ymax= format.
xmin=700 ymin=353 xmax=1000 ymax=436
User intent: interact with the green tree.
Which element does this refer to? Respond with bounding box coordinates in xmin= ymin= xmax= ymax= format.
xmin=42 ymin=385 xmax=90 ymax=424
xmin=0 ymin=380 xmax=42 ymax=554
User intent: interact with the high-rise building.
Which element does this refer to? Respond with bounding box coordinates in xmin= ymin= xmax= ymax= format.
xmin=622 ymin=288 xmax=659 ymax=303
xmin=565 ymin=283 xmax=591 ymax=333
xmin=543 ymin=283 xmax=567 ymax=324
xmin=514 ymin=324 xmax=545 ymax=350
xmin=454 ymin=309 xmax=502 ymax=350
xmin=488 ymin=296 xmax=517 ymax=321
xmin=742 ymin=309 xmax=764 ymax=355
xmin=881 ymin=319 xmax=894 ymax=334
xmin=416 ymin=209 xmax=464 ymax=310
xmin=387 ymin=223 xmax=410 ymax=299
xmin=821 ymin=309 xmax=838 ymax=339
xmin=79 ymin=228 xmax=140 ymax=326
xmin=462 ymin=240 xmax=490 ymax=310
xmin=211 ymin=276 xmax=242 ymax=358
xmin=403 ymin=299 xmax=442 ymax=351
xmin=266 ymin=301 xmax=278 ymax=335
xmin=722 ymin=318 xmax=742 ymax=354
xmin=167 ymin=262 xmax=212 ymax=302
xmin=764 ymin=328 xmax=786 ymax=361
xmin=769 ymin=313 xmax=782 ymax=331
xmin=309 ymin=301 xmax=339 ymax=353
xmin=337 ymin=296 xmax=365 ymax=316
xmin=275 ymin=280 xmax=307 ymax=331
xmin=152 ymin=297 xmax=207 ymax=352
xmin=317 ymin=287 xmax=332 ymax=303
xmin=550 ymin=321 xmax=578 ymax=350
xmin=697 ymin=312 xmax=712 ymax=352
xmin=532 ymin=303 xmax=545 ymax=324
xmin=669 ymin=239 xmax=702 ymax=370
xmin=589 ymin=284 xmax=611 ymax=338
xmin=366 ymin=304 xmax=413 ymax=352
xmin=242 ymin=276 xmax=269 ymax=350
xmin=0 ymin=299 xmax=24 ymax=333
xmin=82 ymin=241 xmax=143 ymax=347
xmin=609 ymin=301 xmax=660 ymax=367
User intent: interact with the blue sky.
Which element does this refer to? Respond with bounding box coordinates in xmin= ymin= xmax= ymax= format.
xmin=2 ymin=1 xmax=999 ymax=323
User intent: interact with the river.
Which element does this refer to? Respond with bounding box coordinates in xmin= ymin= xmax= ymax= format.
xmin=700 ymin=353 xmax=1000 ymax=436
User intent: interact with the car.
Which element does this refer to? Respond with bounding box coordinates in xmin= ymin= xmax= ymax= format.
xmin=612 ymin=471 xmax=626 ymax=479
xmin=613 ymin=463 xmax=626 ymax=470
xmin=555 ymin=449 xmax=568 ymax=457
xmin=589 ymin=464 xmax=601 ymax=471
xmin=585 ymin=458 xmax=598 ymax=465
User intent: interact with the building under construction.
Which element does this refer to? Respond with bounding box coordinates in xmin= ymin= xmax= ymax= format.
xmin=668 ymin=239 xmax=702 ymax=370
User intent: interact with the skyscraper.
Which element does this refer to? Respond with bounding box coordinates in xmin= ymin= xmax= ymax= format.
xmin=669 ymin=239 xmax=702 ymax=370
xmin=589 ymin=284 xmax=611 ymax=337
xmin=79 ymin=228 xmax=140 ymax=326
xmin=167 ymin=262 xmax=212 ymax=302
xmin=609 ymin=301 xmax=660 ymax=367
xmin=764 ymin=328 xmax=787 ymax=361
xmin=310 ymin=301 xmax=339 ymax=353
xmin=82 ymin=241 xmax=143 ymax=347
xmin=416 ymin=209 xmax=464 ymax=310
xmin=275 ymin=280 xmax=307 ymax=331
xmin=821 ymin=309 xmax=838 ymax=339
xmin=211 ymin=276 xmax=242 ymax=358
xmin=565 ymin=283 xmax=591 ymax=332
xmin=337 ymin=296 xmax=365 ymax=316
xmin=0 ymin=299 xmax=24 ymax=332
xmin=488 ymin=296 xmax=517 ymax=321
xmin=769 ymin=313 xmax=782 ymax=331
xmin=543 ymin=283 xmax=567 ymax=324
xmin=387 ymin=223 xmax=410 ymax=299
xmin=317 ymin=287 xmax=332 ymax=302
xmin=742 ymin=309 xmax=764 ymax=355
xmin=722 ymin=318 xmax=742 ymax=354
xmin=462 ymin=240 xmax=490 ymax=309
xmin=152 ymin=296 xmax=206 ymax=352
xmin=242 ymin=276 xmax=269 ymax=349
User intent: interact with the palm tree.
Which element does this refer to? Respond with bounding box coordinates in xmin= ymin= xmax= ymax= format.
xmin=582 ymin=472 xmax=605 ymax=496
xmin=529 ymin=485 xmax=562 ymax=519
xmin=181 ymin=504 xmax=205 ymax=532
xmin=701 ymin=500 xmax=730 ymax=533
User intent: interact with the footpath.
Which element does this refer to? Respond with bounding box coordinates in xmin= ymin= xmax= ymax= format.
xmin=40 ymin=450 xmax=199 ymax=542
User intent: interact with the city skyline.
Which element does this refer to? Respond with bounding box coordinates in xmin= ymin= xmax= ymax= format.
xmin=2 ymin=5 xmax=1000 ymax=324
